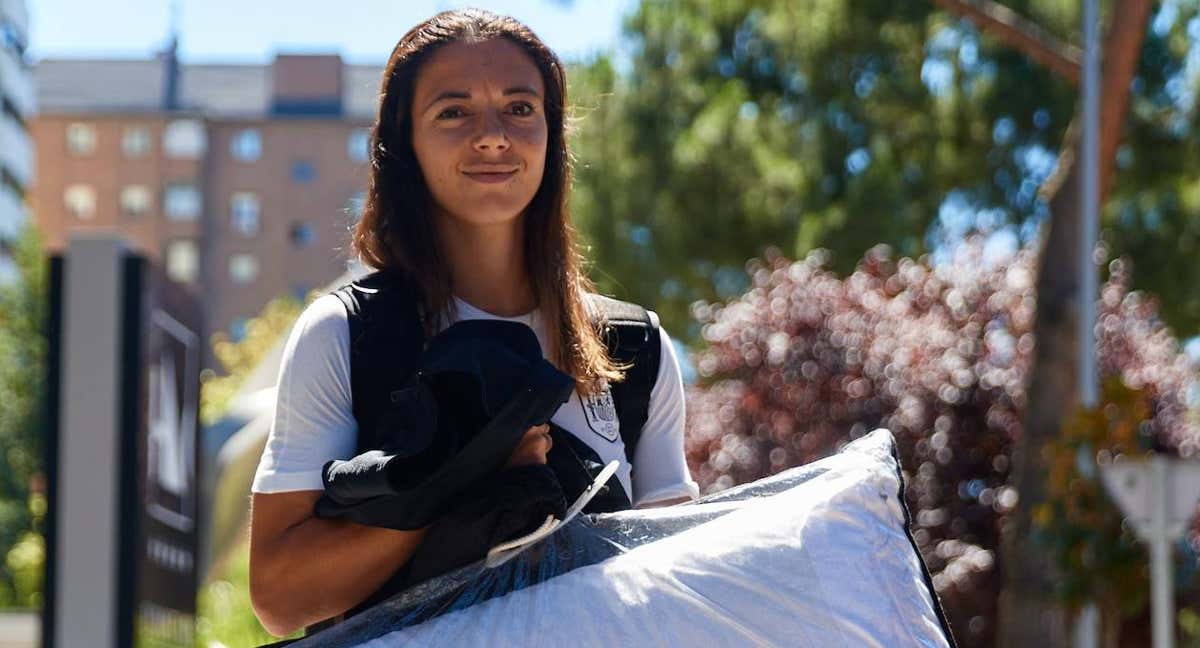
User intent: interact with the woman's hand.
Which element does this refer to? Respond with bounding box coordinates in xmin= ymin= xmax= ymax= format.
xmin=504 ymin=424 xmax=553 ymax=469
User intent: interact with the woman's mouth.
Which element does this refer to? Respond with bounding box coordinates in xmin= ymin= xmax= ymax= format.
xmin=464 ymin=171 xmax=517 ymax=183
xmin=462 ymin=166 xmax=519 ymax=184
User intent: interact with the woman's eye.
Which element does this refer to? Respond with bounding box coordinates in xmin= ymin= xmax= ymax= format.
xmin=508 ymin=102 xmax=535 ymax=117
xmin=436 ymin=107 xmax=466 ymax=120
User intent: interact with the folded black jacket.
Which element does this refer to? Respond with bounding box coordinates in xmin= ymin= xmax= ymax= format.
xmin=313 ymin=319 xmax=576 ymax=530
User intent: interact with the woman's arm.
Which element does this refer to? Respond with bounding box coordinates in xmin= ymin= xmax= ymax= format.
xmin=249 ymin=423 xmax=552 ymax=636
xmin=249 ymin=490 xmax=426 ymax=636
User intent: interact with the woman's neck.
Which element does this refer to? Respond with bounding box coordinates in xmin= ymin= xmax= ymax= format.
xmin=436 ymin=213 xmax=536 ymax=317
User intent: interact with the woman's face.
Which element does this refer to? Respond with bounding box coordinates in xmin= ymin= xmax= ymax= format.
xmin=409 ymin=38 xmax=548 ymax=228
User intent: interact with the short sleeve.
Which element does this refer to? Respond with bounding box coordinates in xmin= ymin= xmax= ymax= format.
xmin=630 ymin=323 xmax=700 ymax=506
xmin=251 ymin=294 xmax=358 ymax=493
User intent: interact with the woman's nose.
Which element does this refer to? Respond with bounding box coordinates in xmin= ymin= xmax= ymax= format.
xmin=472 ymin=110 xmax=510 ymax=152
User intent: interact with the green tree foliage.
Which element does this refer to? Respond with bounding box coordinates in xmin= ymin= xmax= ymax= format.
xmin=199 ymin=295 xmax=303 ymax=426
xmin=0 ymin=225 xmax=48 ymax=609
xmin=569 ymin=0 xmax=1074 ymax=336
xmin=568 ymin=0 xmax=1200 ymax=341
xmin=1102 ymin=1 xmax=1200 ymax=336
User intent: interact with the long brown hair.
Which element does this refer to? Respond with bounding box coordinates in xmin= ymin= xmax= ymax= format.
xmin=351 ymin=8 xmax=621 ymax=388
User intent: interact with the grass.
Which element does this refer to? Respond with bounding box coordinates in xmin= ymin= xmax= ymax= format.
xmin=196 ymin=538 xmax=300 ymax=647
xmin=198 ymin=415 xmax=294 ymax=647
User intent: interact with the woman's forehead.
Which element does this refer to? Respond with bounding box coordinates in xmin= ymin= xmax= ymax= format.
xmin=413 ymin=39 xmax=545 ymax=104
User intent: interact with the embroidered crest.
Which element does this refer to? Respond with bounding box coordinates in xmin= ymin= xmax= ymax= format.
xmin=581 ymin=387 xmax=619 ymax=442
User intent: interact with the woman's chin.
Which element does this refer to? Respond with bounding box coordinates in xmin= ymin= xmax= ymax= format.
xmin=442 ymin=204 xmax=529 ymax=228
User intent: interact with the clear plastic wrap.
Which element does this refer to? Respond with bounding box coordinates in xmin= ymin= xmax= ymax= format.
xmin=287 ymin=429 xmax=956 ymax=647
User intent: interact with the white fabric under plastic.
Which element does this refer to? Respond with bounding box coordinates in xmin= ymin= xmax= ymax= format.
xmin=289 ymin=429 xmax=954 ymax=648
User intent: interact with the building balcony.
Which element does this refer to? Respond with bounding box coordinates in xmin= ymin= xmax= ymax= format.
xmin=0 ymin=110 xmax=30 ymax=188
xmin=0 ymin=181 xmax=25 ymax=241
xmin=0 ymin=46 xmax=34 ymax=120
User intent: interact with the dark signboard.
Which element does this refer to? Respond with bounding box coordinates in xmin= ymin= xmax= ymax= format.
xmin=44 ymin=241 xmax=203 ymax=648
xmin=128 ymin=258 xmax=203 ymax=647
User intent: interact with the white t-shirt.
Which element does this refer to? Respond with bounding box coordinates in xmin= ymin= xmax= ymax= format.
xmin=251 ymin=293 xmax=699 ymax=507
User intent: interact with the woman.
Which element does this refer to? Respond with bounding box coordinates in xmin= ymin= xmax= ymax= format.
xmin=248 ymin=9 xmax=698 ymax=637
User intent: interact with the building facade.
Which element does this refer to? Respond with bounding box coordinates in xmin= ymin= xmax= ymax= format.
xmin=0 ymin=0 xmax=33 ymax=283
xmin=32 ymin=50 xmax=381 ymax=363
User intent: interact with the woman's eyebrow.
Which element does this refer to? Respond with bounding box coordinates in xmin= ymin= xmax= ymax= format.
xmin=423 ymin=85 xmax=542 ymax=111
xmin=424 ymin=90 xmax=471 ymax=112
xmin=502 ymin=85 xmax=541 ymax=97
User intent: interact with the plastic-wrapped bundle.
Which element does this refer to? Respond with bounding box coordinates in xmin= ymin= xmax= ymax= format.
xmin=287 ymin=429 xmax=956 ymax=647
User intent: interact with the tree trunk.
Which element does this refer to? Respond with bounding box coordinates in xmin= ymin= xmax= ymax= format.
xmin=995 ymin=2 xmax=1152 ymax=646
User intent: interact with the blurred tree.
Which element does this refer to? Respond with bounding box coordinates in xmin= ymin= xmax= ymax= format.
xmin=685 ymin=240 xmax=1198 ymax=647
xmin=927 ymin=2 xmax=1168 ymax=644
xmin=0 ymin=224 xmax=48 ymax=608
xmin=199 ymin=295 xmax=303 ymax=426
xmin=568 ymin=0 xmax=1078 ymax=336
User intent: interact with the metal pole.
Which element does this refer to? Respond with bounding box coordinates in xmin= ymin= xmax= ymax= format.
xmin=1150 ymin=457 xmax=1174 ymax=648
xmin=1079 ymin=0 xmax=1100 ymax=410
xmin=1077 ymin=0 xmax=1102 ymax=644
xmin=1074 ymin=605 xmax=1099 ymax=648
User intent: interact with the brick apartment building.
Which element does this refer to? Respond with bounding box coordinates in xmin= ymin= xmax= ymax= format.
xmin=32 ymin=45 xmax=383 ymax=364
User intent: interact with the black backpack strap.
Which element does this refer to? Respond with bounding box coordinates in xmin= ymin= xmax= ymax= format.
xmin=585 ymin=294 xmax=662 ymax=463
xmin=332 ymin=271 xmax=426 ymax=454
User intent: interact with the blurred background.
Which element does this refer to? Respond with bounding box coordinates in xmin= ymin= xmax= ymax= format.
xmin=2 ymin=0 xmax=1200 ymax=646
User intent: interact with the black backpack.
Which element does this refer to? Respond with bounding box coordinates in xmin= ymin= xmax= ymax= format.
xmin=330 ymin=270 xmax=662 ymax=501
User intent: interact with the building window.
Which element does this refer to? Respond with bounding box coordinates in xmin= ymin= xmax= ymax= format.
xmin=120 ymin=185 xmax=152 ymax=218
xmin=229 ymin=254 xmax=258 ymax=284
xmin=230 ymin=192 xmax=259 ymax=236
xmin=63 ymin=184 xmax=96 ymax=219
xmin=163 ymin=119 xmax=207 ymax=159
xmin=122 ymin=126 xmax=152 ymax=158
xmin=290 ymin=221 xmax=314 ymax=248
xmin=347 ymin=128 xmax=370 ymax=163
xmin=165 ymin=239 xmax=199 ymax=283
xmin=229 ymin=317 xmax=249 ymax=342
xmin=230 ymin=128 xmax=262 ymax=162
xmin=290 ymin=160 xmax=315 ymax=184
xmin=66 ymin=122 xmax=96 ymax=156
xmin=164 ymin=183 xmax=201 ymax=221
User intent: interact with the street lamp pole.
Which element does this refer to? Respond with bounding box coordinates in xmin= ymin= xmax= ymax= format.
xmin=1080 ymin=0 xmax=1099 ymax=415
xmin=1148 ymin=457 xmax=1174 ymax=648
xmin=1075 ymin=0 xmax=1101 ymax=645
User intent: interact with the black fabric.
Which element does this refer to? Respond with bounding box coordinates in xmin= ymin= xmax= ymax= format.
xmin=313 ymin=320 xmax=575 ymax=531
xmin=544 ymin=424 xmax=631 ymax=513
xmin=340 ymin=464 xmax=568 ymax=620
xmin=406 ymin=464 xmax=567 ymax=584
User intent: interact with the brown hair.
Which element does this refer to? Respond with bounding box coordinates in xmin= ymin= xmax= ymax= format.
xmin=351 ymin=8 xmax=621 ymax=388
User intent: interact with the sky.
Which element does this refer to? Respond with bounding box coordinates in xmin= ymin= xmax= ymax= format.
xmin=27 ymin=0 xmax=638 ymax=65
